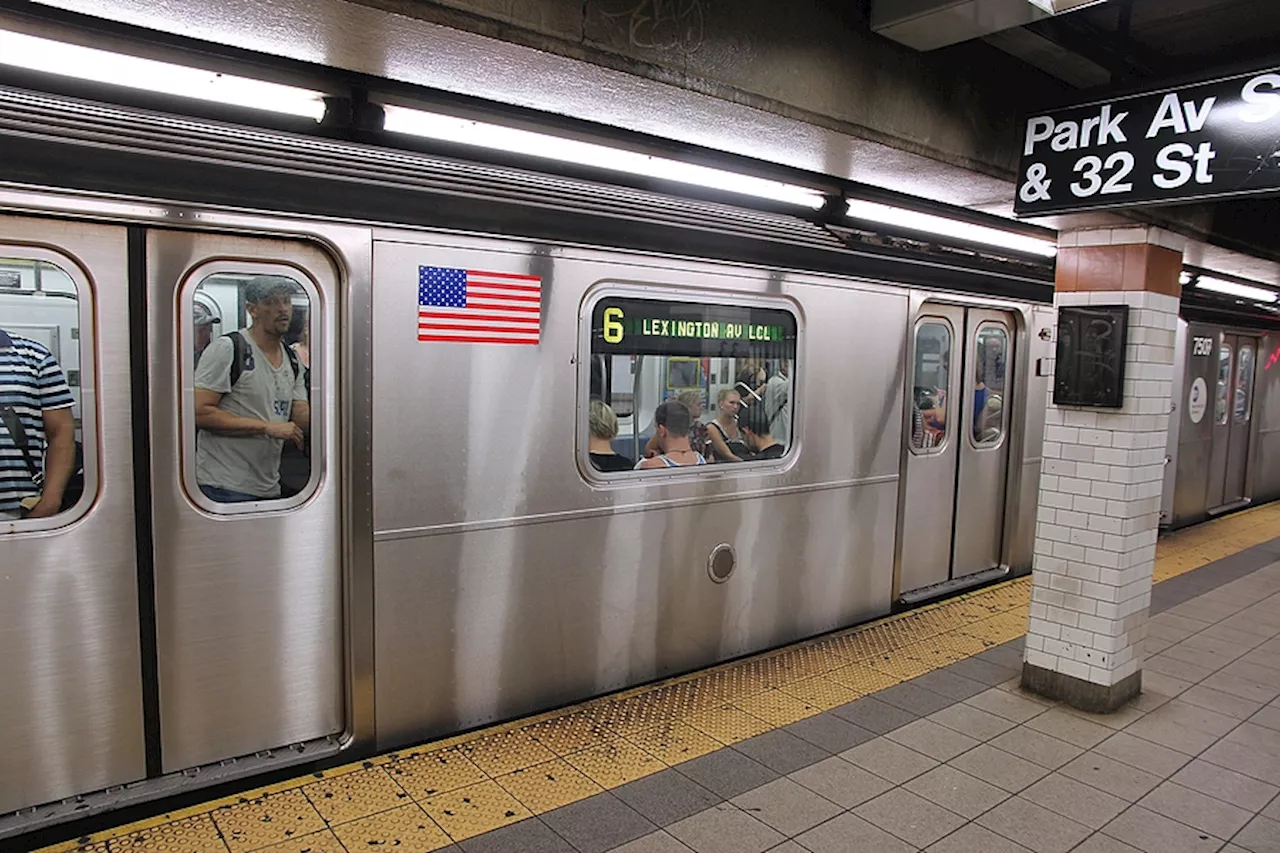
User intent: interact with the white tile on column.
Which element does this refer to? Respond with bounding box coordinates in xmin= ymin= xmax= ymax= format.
xmin=1027 ymin=282 xmax=1178 ymax=697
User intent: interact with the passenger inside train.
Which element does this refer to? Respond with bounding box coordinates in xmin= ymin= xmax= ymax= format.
xmin=738 ymin=401 xmax=785 ymax=459
xmin=735 ymin=360 xmax=767 ymax=404
xmin=634 ymin=400 xmax=707 ymax=468
xmin=641 ymin=388 xmax=708 ymax=460
xmin=0 ymin=258 xmax=85 ymax=521
xmin=764 ymin=359 xmax=791 ymax=444
xmin=192 ymin=301 xmax=219 ymax=366
xmin=192 ymin=275 xmax=311 ymax=503
xmin=0 ymin=327 xmax=77 ymax=520
xmin=706 ymin=386 xmax=749 ymax=463
xmin=588 ymin=399 xmax=634 ymax=471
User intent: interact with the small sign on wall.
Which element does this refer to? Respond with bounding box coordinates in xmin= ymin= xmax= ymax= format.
xmin=1053 ymin=305 xmax=1129 ymax=408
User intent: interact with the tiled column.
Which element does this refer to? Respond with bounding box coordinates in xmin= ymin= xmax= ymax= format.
xmin=1022 ymin=226 xmax=1184 ymax=712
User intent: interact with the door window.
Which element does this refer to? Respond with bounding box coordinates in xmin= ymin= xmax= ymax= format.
xmin=911 ymin=321 xmax=951 ymax=451
xmin=0 ymin=254 xmax=94 ymax=525
xmin=183 ymin=267 xmax=319 ymax=508
xmin=1215 ymin=343 xmax=1232 ymax=426
xmin=972 ymin=324 xmax=1008 ymax=447
xmin=1234 ymin=345 xmax=1255 ymax=423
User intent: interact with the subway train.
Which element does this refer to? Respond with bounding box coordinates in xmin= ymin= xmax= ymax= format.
xmin=0 ymin=79 xmax=1277 ymax=839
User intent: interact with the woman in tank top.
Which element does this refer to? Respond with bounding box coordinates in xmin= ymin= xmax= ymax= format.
xmin=706 ymin=387 xmax=749 ymax=463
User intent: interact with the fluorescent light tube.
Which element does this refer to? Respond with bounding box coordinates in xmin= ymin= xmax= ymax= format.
xmin=383 ymin=105 xmax=826 ymax=209
xmin=0 ymin=30 xmax=326 ymax=120
xmin=1195 ymin=276 xmax=1279 ymax=303
xmin=1179 ymin=271 xmax=1193 ymax=286
xmin=845 ymin=199 xmax=1058 ymax=257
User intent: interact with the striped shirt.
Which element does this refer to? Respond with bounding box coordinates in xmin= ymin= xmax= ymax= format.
xmin=0 ymin=330 xmax=75 ymax=513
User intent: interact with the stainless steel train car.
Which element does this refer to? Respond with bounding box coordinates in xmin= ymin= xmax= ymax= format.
xmin=0 ymin=82 xmax=1275 ymax=840
xmin=1163 ymin=312 xmax=1280 ymax=527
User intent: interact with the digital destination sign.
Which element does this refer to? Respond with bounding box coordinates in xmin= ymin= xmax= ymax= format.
xmin=1014 ymin=66 xmax=1280 ymax=215
xmin=591 ymin=297 xmax=795 ymax=358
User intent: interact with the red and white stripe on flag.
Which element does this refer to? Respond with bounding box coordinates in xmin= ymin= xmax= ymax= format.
xmin=417 ymin=265 xmax=542 ymax=345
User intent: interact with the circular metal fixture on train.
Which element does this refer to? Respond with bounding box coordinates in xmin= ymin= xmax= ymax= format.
xmin=707 ymin=544 xmax=737 ymax=583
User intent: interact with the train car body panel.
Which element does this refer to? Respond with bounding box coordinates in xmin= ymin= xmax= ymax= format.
xmin=1009 ymin=305 xmax=1055 ymax=573
xmin=0 ymin=216 xmax=146 ymax=815
xmin=369 ymin=234 xmax=907 ymax=746
xmin=1169 ymin=322 xmax=1276 ymax=528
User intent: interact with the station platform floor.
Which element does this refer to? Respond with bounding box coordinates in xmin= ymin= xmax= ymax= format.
xmin=44 ymin=503 xmax=1280 ymax=853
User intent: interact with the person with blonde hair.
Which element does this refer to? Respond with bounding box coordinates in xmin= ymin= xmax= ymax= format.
xmin=588 ymin=399 xmax=634 ymax=472
xmin=706 ymin=387 xmax=750 ymax=463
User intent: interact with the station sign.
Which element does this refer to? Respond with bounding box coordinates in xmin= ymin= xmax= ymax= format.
xmin=591 ymin=297 xmax=795 ymax=358
xmin=1014 ymin=67 xmax=1280 ymax=216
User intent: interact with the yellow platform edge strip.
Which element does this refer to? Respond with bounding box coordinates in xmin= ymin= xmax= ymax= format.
xmin=41 ymin=501 xmax=1280 ymax=853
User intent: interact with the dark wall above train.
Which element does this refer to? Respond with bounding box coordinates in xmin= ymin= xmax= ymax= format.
xmin=24 ymin=0 xmax=1067 ymax=210
xmin=350 ymin=0 xmax=1067 ymax=179
xmin=19 ymin=0 xmax=1280 ymax=263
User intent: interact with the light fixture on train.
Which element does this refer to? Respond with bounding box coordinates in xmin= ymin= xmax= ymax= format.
xmin=0 ymin=30 xmax=327 ymax=120
xmin=381 ymin=106 xmax=827 ymax=210
xmin=843 ymin=199 xmax=1058 ymax=258
xmin=1194 ymin=276 xmax=1280 ymax=304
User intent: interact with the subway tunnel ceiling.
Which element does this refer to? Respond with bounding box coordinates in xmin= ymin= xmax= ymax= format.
xmin=853 ymin=0 xmax=1280 ymax=264
xmin=357 ymin=0 xmax=1280 ymax=263
xmin=986 ymin=0 xmax=1280 ymax=89
xmin=14 ymin=0 xmax=1280 ymax=270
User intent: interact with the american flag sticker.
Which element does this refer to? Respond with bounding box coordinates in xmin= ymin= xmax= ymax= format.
xmin=417 ymin=265 xmax=542 ymax=345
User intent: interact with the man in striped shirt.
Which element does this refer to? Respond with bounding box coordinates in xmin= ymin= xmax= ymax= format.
xmin=0 ymin=329 xmax=76 ymax=520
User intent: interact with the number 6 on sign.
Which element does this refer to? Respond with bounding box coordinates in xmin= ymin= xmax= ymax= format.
xmin=603 ymin=307 xmax=624 ymax=343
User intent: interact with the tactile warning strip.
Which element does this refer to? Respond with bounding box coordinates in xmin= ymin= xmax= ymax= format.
xmin=41 ymin=501 xmax=1280 ymax=852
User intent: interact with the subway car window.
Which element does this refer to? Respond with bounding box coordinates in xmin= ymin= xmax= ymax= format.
xmin=0 ymin=257 xmax=89 ymax=523
xmin=588 ymin=296 xmax=796 ymax=471
xmin=972 ymin=325 xmax=1008 ymax=446
xmin=1215 ymin=343 xmax=1232 ymax=426
xmin=187 ymin=271 xmax=315 ymax=505
xmin=1235 ymin=345 xmax=1255 ymax=423
xmin=911 ymin=321 xmax=951 ymax=451
xmin=590 ymin=354 xmax=635 ymax=418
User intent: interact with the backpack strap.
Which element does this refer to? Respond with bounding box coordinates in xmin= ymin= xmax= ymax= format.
xmin=283 ymin=343 xmax=300 ymax=380
xmin=227 ymin=330 xmax=248 ymax=388
xmin=0 ymin=404 xmax=41 ymax=486
xmin=226 ymin=331 xmax=299 ymax=387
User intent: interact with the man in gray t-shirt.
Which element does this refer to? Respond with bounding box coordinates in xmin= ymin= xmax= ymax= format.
xmin=194 ymin=276 xmax=310 ymax=502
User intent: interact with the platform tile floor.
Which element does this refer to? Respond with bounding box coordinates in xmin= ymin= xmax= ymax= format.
xmin=41 ymin=501 xmax=1280 ymax=853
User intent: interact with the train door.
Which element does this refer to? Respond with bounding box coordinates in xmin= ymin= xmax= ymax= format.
xmin=0 ymin=217 xmax=146 ymax=815
xmin=1213 ymin=333 xmax=1254 ymax=504
xmin=898 ymin=304 xmax=1015 ymax=601
xmin=1208 ymin=333 xmax=1257 ymax=510
xmin=146 ymin=230 xmax=344 ymax=773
